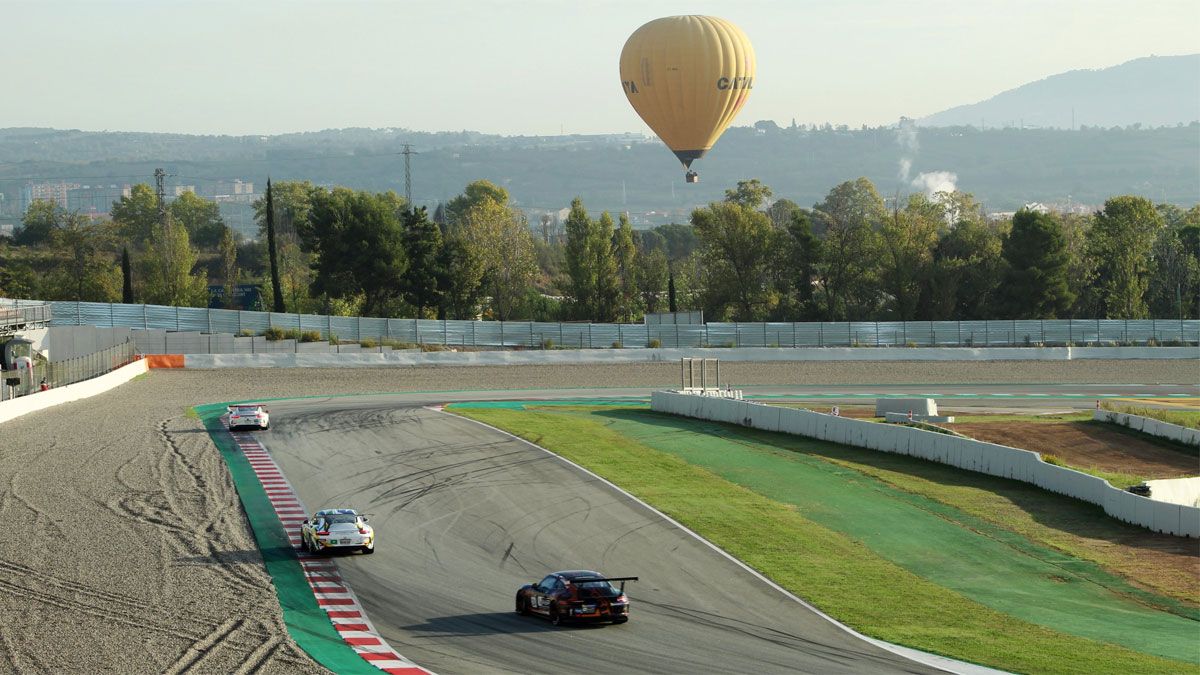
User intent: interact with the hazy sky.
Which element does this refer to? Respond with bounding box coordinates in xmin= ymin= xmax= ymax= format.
xmin=4 ymin=0 xmax=1197 ymax=136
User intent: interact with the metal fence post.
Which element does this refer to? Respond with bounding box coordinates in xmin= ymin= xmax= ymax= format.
xmin=207 ymin=308 xmax=212 ymax=334
xmin=142 ymin=303 xmax=148 ymax=329
xmin=175 ymin=305 xmax=180 ymax=331
xmin=447 ymin=319 xmax=451 ymax=346
xmin=792 ymin=322 xmax=797 ymax=347
xmin=473 ymin=321 xmax=477 ymax=347
xmin=1040 ymin=319 xmax=1045 ymax=345
xmin=357 ymin=315 xmax=362 ymax=341
xmin=500 ymin=321 xmax=505 ymax=347
xmin=618 ymin=323 xmax=623 ymax=347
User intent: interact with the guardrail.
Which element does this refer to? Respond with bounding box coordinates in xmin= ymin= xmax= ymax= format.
xmin=37 ymin=300 xmax=1200 ymax=350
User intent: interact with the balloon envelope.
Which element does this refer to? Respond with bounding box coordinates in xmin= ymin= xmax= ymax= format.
xmin=619 ymin=15 xmax=756 ymax=170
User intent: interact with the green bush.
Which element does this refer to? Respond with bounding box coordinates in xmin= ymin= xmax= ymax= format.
xmin=542 ymin=338 xmax=555 ymax=350
xmin=359 ymin=338 xmax=377 ymax=349
xmin=611 ymin=341 xmax=623 ymax=349
xmin=647 ymin=338 xmax=662 ymax=348
xmin=263 ymin=326 xmax=286 ymax=341
xmin=237 ymin=329 xmax=255 ymax=338
xmin=1042 ymin=454 xmax=1066 ymax=466
xmin=300 ymin=330 xmax=323 ymax=343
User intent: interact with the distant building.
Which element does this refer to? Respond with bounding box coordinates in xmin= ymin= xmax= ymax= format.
xmin=174 ymin=185 xmax=196 ymax=196
xmin=20 ymin=182 xmax=78 ymax=212
xmin=67 ymin=184 xmax=132 ymax=216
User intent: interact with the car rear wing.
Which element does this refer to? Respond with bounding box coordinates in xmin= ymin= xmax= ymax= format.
xmin=570 ymin=576 xmax=639 ymax=591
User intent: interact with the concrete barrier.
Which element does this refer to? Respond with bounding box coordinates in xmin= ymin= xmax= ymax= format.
xmin=652 ymin=390 xmax=1199 ymax=537
xmin=876 ymin=398 xmax=937 ymax=417
xmin=180 ymin=345 xmax=1200 ymax=369
xmin=0 ymin=358 xmax=148 ymax=425
xmin=1094 ymin=409 xmax=1200 ymax=448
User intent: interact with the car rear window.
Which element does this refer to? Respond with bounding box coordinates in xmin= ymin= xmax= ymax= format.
xmin=574 ymin=580 xmax=620 ymax=596
xmin=323 ymin=514 xmax=358 ymax=524
xmin=233 ymin=406 xmax=261 ymax=413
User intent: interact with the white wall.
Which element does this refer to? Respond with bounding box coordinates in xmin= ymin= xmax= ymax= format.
xmin=0 ymin=358 xmax=148 ymax=425
xmin=651 ymin=391 xmax=1200 ymax=538
xmin=1093 ymin=409 xmax=1200 ymax=448
xmin=1144 ymin=477 xmax=1200 ymax=508
xmin=183 ymin=345 xmax=1199 ymax=369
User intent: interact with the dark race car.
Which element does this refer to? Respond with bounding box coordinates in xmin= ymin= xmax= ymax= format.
xmin=515 ymin=570 xmax=637 ymax=626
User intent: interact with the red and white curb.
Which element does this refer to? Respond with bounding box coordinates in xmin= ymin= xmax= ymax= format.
xmin=225 ymin=418 xmax=432 ymax=675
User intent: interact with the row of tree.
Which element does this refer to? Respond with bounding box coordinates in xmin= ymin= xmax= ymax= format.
xmin=2 ymin=175 xmax=1197 ymax=323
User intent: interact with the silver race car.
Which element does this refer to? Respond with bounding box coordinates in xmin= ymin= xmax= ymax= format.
xmin=301 ymin=508 xmax=375 ymax=554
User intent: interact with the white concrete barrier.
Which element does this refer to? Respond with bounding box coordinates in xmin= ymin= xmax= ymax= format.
xmin=652 ymin=390 xmax=1199 ymax=537
xmin=182 ymin=345 xmax=1200 ymax=369
xmin=876 ymin=398 xmax=937 ymax=417
xmin=1094 ymin=409 xmax=1200 ymax=448
xmin=0 ymin=358 xmax=148 ymax=425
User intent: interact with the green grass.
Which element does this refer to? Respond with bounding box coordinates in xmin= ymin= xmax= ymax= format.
xmin=1101 ymin=401 xmax=1200 ymax=430
xmin=451 ymin=405 xmax=1195 ymax=675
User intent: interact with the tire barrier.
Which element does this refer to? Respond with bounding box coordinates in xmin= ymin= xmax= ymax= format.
xmin=651 ymin=391 xmax=1200 ymax=538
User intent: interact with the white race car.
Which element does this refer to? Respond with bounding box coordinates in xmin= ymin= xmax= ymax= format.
xmin=228 ymin=404 xmax=270 ymax=431
xmin=301 ymin=509 xmax=375 ymax=555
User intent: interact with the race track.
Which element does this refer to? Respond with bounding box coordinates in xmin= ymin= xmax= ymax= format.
xmin=266 ymin=398 xmax=946 ymax=674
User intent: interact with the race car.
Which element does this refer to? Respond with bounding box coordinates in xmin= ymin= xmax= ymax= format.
xmin=516 ymin=570 xmax=637 ymax=625
xmin=301 ymin=508 xmax=375 ymax=554
xmin=228 ymin=404 xmax=270 ymax=430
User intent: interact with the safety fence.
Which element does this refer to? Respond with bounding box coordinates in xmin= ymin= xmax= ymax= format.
xmin=651 ymin=391 xmax=1200 ymax=538
xmin=0 ymin=302 xmax=51 ymax=334
xmin=40 ymin=300 xmax=1200 ymax=350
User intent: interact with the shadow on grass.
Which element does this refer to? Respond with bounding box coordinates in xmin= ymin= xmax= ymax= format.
xmin=589 ymin=409 xmax=1199 ymax=561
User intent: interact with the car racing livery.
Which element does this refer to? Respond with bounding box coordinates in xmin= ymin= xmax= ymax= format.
xmin=301 ymin=508 xmax=375 ymax=554
xmin=516 ymin=570 xmax=637 ymax=625
xmin=227 ymin=404 xmax=270 ymax=430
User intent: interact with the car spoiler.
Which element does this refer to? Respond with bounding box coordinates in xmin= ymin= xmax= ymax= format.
xmin=569 ymin=576 xmax=639 ymax=591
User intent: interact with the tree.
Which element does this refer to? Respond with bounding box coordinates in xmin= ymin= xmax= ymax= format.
xmin=400 ymin=207 xmax=443 ymax=318
xmin=265 ymin=180 xmax=285 ymax=313
xmin=692 ymin=200 xmax=778 ymax=321
xmin=307 ymin=187 xmax=408 ymax=317
xmin=996 ymin=209 xmax=1074 ymax=318
xmin=925 ymin=220 xmax=1004 ymax=320
xmin=218 ymin=226 xmax=240 ymax=309
xmin=765 ymin=198 xmax=802 ymax=230
xmin=459 ymin=199 xmax=537 ymax=320
xmin=811 ymin=178 xmax=885 ymax=320
xmin=445 ymin=180 xmax=509 ymax=226
xmin=437 ymin=236 xmax=484 ymax=319
xmin=253 ymin=180 xmax=320 ymax=244
xmin=14 ymin=199 xmax=62 ymax=246
xmin=1087 ymin=196 xmax=1163 ymax=318
xmin=635 ymin=247 xmax=668 ymax=315
xmin=667 ymin=269 xmax=677 ymax=313
xmin=1146 ymin=223 xmax=1200 ymax=319
xmin=121 ymin=247 xmax=134 ymax=303
xmin=590 ymin=212 xmax=620 ymax=322
xmin=563 ymin=198 xmax=596 ymax=318
xmin=780 ymin=209 xmax=823 ymax=319
xmin=880 ymin=194 xmax=943 ymax=320
xmin=41 ymin=213 xmax=121 ymax=302
xmin=723 ymin=179 xmax=773 ymax=210
xmin=613 ymin=212 xmax=639 ymax=321
xmin=170 ymin=191 xmax=225 ymax=249
xmin=651 ymin=223 xmax=699 ymax=262
xmin=140 ymin=216 xmax=208 ymax=307
xmin=110 ymin=184 xmax=160 ymax=246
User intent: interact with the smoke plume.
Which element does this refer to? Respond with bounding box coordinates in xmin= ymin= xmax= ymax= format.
xmin=911 ymin=171 xmax=958 ymax=197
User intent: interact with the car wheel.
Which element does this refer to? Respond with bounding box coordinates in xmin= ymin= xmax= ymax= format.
xmin=612 ymin=617 xmax=628 ymax=624
xmin=361 ymin=544 xmax=374 ymax=554
xmin=263 ymin=423 xmax=269 ymax=430
xmin=549 ymin=604 xmax=564 ymax=626
xmin=516 ymin=596 xmax=530 ymax=616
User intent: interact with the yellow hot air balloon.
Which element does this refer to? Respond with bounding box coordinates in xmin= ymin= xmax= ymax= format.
xmin=619 ymin=15 xmax=756 ymax=183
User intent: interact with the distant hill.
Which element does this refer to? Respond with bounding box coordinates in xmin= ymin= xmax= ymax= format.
xmin=919 ymin=54 xmax=1200 ymax=129
xmin=2 ymin=124 xmax=1197 ymax=226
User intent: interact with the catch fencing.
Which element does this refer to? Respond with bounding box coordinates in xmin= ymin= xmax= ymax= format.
xmin=651 ymin=391 xmax=1200 ymax=538
xmin=40 ymin=300 xmax=1200 ymax=350
xmin=1 ymin=340 xmax=138 ymax=401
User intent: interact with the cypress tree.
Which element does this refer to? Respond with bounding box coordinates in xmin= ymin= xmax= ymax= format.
xmin=121 ymin=247 xmax=134 ymax=304
xmin=668 ymin=270 xmax=677 ymax=313
xmin=265 ymin=179 xmax=285 ymax=312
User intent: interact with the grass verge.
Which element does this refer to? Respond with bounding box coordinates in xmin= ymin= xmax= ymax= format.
xmin=451 ymin=405 xmax=1195 ymax=674
xmin=1101 ymin=401 xmax=1200 ymax=430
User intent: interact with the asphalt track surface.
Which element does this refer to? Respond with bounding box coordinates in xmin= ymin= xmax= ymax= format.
xmin=261 ymin=381 xmax=1196 ymax=674
xmin=266 ymin=396 xmax=951 ymax=675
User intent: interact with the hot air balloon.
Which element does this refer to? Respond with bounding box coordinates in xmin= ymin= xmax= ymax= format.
xmin=619 ymin=15 xmax=756 ymax=183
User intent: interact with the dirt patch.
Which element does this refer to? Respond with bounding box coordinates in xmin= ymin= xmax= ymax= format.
xmin=950 ymin=421 xmax=1198 ymax=479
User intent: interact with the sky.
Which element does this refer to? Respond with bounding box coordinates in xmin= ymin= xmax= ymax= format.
xmin=3 ymin=0 xmax=1198 ymax=137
